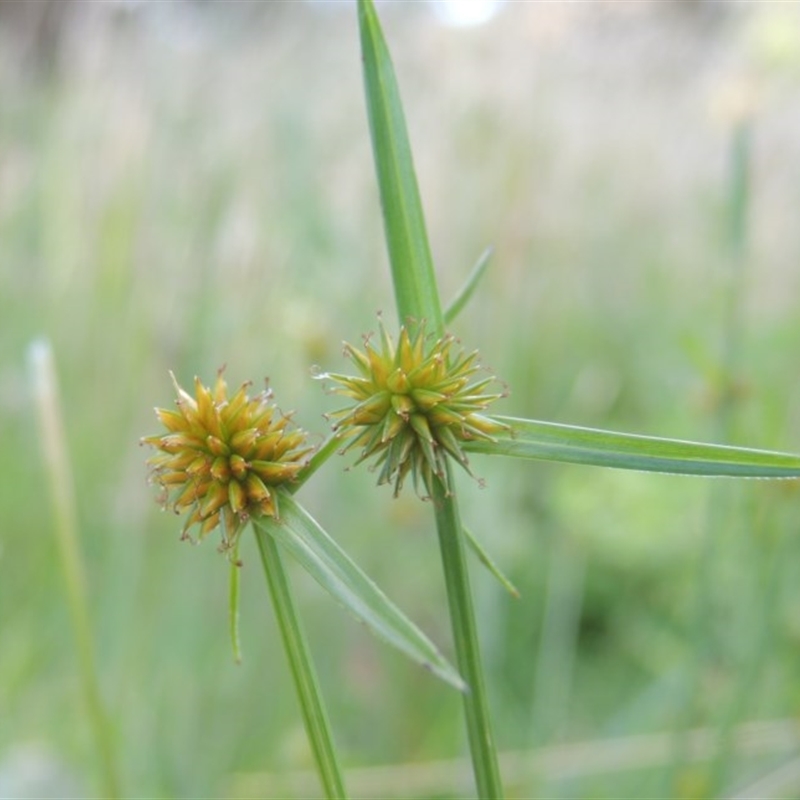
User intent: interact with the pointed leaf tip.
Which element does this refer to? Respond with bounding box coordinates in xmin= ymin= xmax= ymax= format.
xmin=254 ymin=492 xmax=467 ymax=692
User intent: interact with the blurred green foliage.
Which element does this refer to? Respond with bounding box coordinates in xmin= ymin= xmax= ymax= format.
xmin=3 ymin=2 xmax=800 ymax=797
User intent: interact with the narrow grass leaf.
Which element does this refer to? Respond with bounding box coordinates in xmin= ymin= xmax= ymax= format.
xmin=29 ymin=339 xmax=121 ymax=798
xmin=464 ymin=526 xmax=520 ymax=599
xmin=444 ymin=245 xmax=494 ymax=325
xmin=358 ymin=0 xmax=443 ymax=334
xmin=463 ymin=416 xmax=800 ymax=478
xmin=253 ymin=491 xmax=466 ymax=692
xmin=293 ymin=432 xmax=341 ymax=491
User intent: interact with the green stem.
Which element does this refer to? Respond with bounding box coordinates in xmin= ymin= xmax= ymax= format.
xmin=254 ymin=525 xmax=348 ymax=800
xmin=432 ymin=465 xmax=504 ymax=799
xmin=356 ymin=2 xmax=503 ymax=793
xmin=29 ymin=339 xmax=121 ymax=799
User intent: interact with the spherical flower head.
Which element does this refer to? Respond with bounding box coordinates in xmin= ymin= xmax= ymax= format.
xmin=320 ymin=319 xmax=507 ymax=496
xmin=142 ymin=370 xmax=313 ymax=553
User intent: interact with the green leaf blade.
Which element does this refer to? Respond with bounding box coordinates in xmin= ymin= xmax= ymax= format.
xmin=253 ymin=492 xmax=466 ymax=692
xmin=444 ymin=246 xmax=494 ymax=326
xmin=464 ymin=526 xmax=519 ymax=599
xmin=358 ymin=0 xmax=443 ymax=334
xmin=464 ymin=416 xmax=800 ymax=478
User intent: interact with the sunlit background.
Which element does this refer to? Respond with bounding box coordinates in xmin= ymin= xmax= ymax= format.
xmin=3 ymin=0 xmax=800 ymax=797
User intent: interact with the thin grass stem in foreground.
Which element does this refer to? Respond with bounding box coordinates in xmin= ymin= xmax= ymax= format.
xmin=358 ymin=2 xmax=506 ymax=793
xmin=254 ymin=525 xmax=348 ymax=800
xmin=432 ymin=467 xmax=504 ymax=799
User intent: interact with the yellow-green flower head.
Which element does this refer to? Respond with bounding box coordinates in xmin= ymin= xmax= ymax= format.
xmin=320 ymin=320 xmax=507 ymax=496
xmin=142 ymin=371 xmax=312 ymax=552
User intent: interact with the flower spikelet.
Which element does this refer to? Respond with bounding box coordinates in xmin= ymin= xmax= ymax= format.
xmin=320 ymin=319 xmax=507 ymax=496
xmin=142 ymin=370 xmax=313 ymax=552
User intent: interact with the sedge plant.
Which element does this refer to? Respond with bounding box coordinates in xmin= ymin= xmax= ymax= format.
xmin=139 ymin=3 xmax=800 ymax=799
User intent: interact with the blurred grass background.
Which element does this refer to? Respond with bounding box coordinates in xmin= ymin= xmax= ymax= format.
xmin=3 ymin=1 xmax=800 ymax=797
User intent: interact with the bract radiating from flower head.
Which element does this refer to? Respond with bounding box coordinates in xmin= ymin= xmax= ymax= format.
xmin=320 ymin=320 xmax=507 ymax=496
xmin=142 ymin=370 xmax=313 ymax=552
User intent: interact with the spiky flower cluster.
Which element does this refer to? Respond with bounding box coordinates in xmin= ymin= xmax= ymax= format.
xmin=321 ymin=321 xmax=507 ymax=496
xmin=142 ymin=371 xmax=312 ymax=552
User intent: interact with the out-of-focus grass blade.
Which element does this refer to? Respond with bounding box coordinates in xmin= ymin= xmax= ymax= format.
xmin=229 ymin=548 xmax=242 ymax=664
xmin=253 ymin=491 xmax=466 ymax=692
xmin=464 ymin=416 xmax=800 ymax=478
xmin=358 ymin=0 xmax=443 ymax=334
xmin=29 ymin=339 xmax=121 ymax=798
xmin=464 ymin=525 xmax=519 ymax=599
xmin=444 ymin=246 xmax=494 ymax=326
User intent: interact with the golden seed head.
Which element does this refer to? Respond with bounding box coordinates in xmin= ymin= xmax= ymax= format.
xmin=142 ymin=370 xmax=312 ymax=552
xmin=320 ymin=319 xmax=507 ymax=496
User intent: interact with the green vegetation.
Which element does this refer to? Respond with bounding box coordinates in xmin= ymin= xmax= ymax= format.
xmin=5 ymin=2 xmax=800 ymax=798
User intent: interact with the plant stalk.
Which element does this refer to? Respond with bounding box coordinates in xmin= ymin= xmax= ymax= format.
xmin=357 ymin=2 xmax=503 ymax=793
xmin=254 ymin=525 xmax=348 ymax=800
xmin=29 ymin=339 xmax=121 ymax=799
xmin=432 ymin=465 xmax=504 ymax=799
